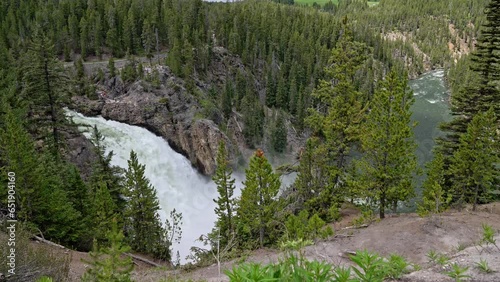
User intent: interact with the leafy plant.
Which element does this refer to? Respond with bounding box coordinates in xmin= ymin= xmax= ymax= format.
xmin=436 ymin=254 xmax=450 ymax=266
xmin=475 ymin=258 xmax=493 ymax=273
xmin=426 ymin=249 xmax=439 ymax=263
xmin=226 ymin=263 xmax=278 ymax=281
xmin=332 ymin=266 xmax=354 ymax=282
xmin=479 ymin=223 xmax=500 ymax=252
xmin=426 ymin=249 xmax=449 ymax=266
xmin=36 ymin=277 xmax=53 ymax=282
xmin=386 ymin=253 xmax=411 ymax=279
xmin=445 ymin=263 xmax=471 ymax=282
xmin=350 ymin=250 xmax=386 ymax=282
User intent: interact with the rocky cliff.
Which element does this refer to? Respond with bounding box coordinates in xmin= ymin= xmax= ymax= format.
xmin=70 ymin=68 xmax=232 ymax=175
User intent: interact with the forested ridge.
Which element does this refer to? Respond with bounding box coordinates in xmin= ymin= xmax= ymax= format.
xmin=0 ymin=0 xmax=499 ymax=281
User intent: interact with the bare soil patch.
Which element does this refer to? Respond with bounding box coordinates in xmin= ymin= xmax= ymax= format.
xmin=62 ymin=203 xmax=500 ymax=281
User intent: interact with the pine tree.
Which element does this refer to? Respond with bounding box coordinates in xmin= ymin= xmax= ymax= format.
xmin=142 ymin=19 xmax=155 ymax=62
xmin=439 ymin=0 xmax=500 ymax=177
xmin=304 ymin=22 xmax=369 ymax=212
xmin=237 ymin=149 xmax=281 ymax=248
xmin=0 ymin=107 xmax=39 ymax=221
xmin=89 ymin=181 xmax=117 ymax=246
xmin=265 ymin=69 xmax=276 ymax=107
xmin=20 ymin=30 xmax=70 ymax=155
xmin=212 ymin=142 xmax=236 ymax=246
xmin=222 ymin=81 xmax=233 ymax=120
xmin=88 ymin=125 xmax=125 ymax=213
xmin=82 ymin=218 xmax=134 ymax=282
xmin=417 ymin=152 xmax=451 ymax=216
xmin=108 ymin=57 xmax=116 ymax=78
xmin=124 ymin=150 xmax=168 ymax=258
xmin=272 ymin=112 xmax=287 ymax=153
xmin=449 ymin=109 xmax=499 ymax=211
xmin=356 ymin=70 xmax=417 ymax=219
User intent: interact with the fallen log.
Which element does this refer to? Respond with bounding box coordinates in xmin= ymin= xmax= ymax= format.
xmin=33 ymin=236 xmax=66 ymax=249
xmin=124 ymin=253 xmax=162 ymax=268
xmin=341 ymin=224 xmax=369 ymax=230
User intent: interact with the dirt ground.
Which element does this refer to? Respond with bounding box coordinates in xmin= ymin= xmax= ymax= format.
xmin=64 ymin=203 xmax=500 ymax=281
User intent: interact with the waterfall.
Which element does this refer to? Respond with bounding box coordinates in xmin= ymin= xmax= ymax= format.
xmin=66 ymin=110 xmax=224 ymax=263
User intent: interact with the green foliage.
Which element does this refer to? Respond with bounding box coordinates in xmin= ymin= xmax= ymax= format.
xmin=227 ymin=248 xmax=413 ymax=282
xmin=108 ymin=57 xmax=116 ymax=77
xmin=124 ymin=150 xmax=169 ymax=259
xmin=475 ymin=258 xmax=493 ymax=274
xmin=283 ymin=211 xmax=331 ymax=241
xmin=272 ymin=112 xmax=287 ymax=153
xmin=449 ymin=109 xmax=499 ymax=210
xmin=386 ymin=253 xmax=411 ymax=279
xmin=349 ymin=250 xmax=386 ymax=282
xmin=355 ymin=70 xmax=417 ymax=218
xmin=302 ymin=22 xmax=369 ymax=217
xmin=241 ymin=95 xmax=265 ymax=148
xmin=36 ymin=277 xmax=53 ymax=282
xmin=440 ymin=0 xmax=500 ymax=196
xmin=19 ymin=30 xmax=70 ymax=154
xmin=236 ymin=150 xmax=281 ymax=248
xmin=212 ymin=141 xmax=237 ymax=247
xmin=479 ymin=223 xmax=500 ymax=252
xmin=82 ymin=218 xmax=134 ymax=282
xmin=165 ymin=209 xmax=183 ymax=264
xmin=121 ymin=61 xmax=138 ymax=82
xmin=426 ymin=249 xmax=439 ymax=263
xmin=418 ymin=151 xmax=452 ymax=216
xmin=426 ymin=249 xmax=452 ymax=267
xmin=445 ymin=263 xmax=471 ymax=282
xmin=226 ymin=252 xmax=334 ymax=282
xmin=332 ymin=266 xmax=354 ymax=282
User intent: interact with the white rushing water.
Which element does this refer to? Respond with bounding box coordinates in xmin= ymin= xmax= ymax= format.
xmin=66 ymin=110 xmax=225 ymax=263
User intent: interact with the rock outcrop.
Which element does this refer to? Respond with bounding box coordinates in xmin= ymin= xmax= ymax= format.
xmin=70 ymin=68 xmax=232 ymax=175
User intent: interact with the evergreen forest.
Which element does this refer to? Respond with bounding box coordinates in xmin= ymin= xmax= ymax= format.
xmin=0 ymin=0 xmax=498 ymax=281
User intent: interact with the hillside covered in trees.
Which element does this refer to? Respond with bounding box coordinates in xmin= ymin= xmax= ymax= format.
xmin=0 ymin=0 xmax=499 ymax=281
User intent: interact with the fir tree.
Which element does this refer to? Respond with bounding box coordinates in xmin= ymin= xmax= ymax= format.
xmin=356 ymin=70 xmax=417 ymax=219
xmin=108 ymin=57 xmax=116 ymax=78
xmin=20 ymin=30 xmax=70 ymax=155
xmin=0 ymin=107 xmax=39 ymax=221
xmin=222 ymin=81 xmax=233 ymax=120
xmin=272 ymin=112 xmax=287 ymax=153
xmin=304 ymin=22 xmax=369 ymax=213
xmin=88 ymin=125 xmax=125 ymax=213
xmin=439 ymin=0 xmax=500 ymax=178
xmin=124 ymin=150 xmax=168 ymax=258
xmin=449 ymin=109 xmax=499 ymax=211
xmin=82 ymin=218 xmax=134 ymax=282
xmin=417 ymin=152 xmax=452 ymax=216
xmin=237 ymin=149 xmax=281 ymax=248
xmin=90 ymin=181 xmax=117 ymax=246
xmin=212 ymin=142 xmax=236 ymax=246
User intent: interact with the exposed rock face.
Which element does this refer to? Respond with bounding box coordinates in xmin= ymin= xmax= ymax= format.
xmin=64 ymin=129 xmax=98 ymax=180
xmin=70 ymin=68 xmax=232 ymax=175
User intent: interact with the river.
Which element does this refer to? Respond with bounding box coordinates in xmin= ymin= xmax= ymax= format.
xmin=409 ymin=69 xmax=452 ymax=196
xmin=66 ymin=70 xmax=450 ymax=261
